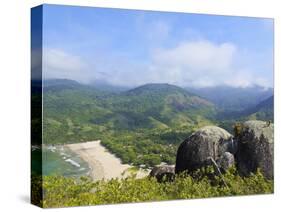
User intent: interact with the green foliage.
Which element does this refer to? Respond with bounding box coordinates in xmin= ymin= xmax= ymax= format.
xmin=101 ymin=128 xmax=193 ymax=167
xmin=33 ymin=168 xmax=273 ymax=208
xmin=40 ymin=81 xmax=273 ymax=168
xmin=40 ymin=81 xmax=216 ymax=167
xmin=42 ymin=82 xmax=216 ymax=144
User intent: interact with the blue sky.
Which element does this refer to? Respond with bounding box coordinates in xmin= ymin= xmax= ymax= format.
xmin=39 ymin=4 xmax=274 ymax=88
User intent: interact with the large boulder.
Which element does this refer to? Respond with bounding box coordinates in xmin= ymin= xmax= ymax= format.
xmin=175 ymin=126 xmax=234 ymax=174
xmin=236 ymin=120 xmax=274 ymax=179
xmin=149 ymin=165 xmax=175 ymax=182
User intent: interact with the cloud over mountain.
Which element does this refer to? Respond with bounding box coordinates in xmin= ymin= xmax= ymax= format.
xmin=43 ymin=39 xmax=272 ymax=88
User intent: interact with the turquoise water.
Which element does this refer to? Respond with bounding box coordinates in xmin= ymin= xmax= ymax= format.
xmin=32 ymin=145 xmax=91 ymax=178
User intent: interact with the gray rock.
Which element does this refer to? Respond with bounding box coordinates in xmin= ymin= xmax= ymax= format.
xmin=217 ymin=152 xmax=235 ymax=172
xmin=149 ymin=165 xmax=175 ymax=182
xmin=175 ymin=126 xmax=233 ymax=174
xmin=236 ymin=120 xmax=274 ymax=179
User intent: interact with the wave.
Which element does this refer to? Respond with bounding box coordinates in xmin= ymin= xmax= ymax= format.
xmin=65 ymin=158 xmax=81 ymax=168
xmin=60 ymin=152 xmax=70 ymax=157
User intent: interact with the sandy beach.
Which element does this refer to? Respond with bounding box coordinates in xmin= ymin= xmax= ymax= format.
xmin=66 ymin=140 xmax=149 ymax=181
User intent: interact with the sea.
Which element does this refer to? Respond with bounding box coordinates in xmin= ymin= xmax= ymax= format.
xmin=31 ymin=145 xmax=91 ymax=178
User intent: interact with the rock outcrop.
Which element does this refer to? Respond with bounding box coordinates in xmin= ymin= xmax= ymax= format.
xmin=217 ymin=152 xmax=235 ymax=173
xmin=149 ymin=165 xmax=175 ymax=182
xmin=236 ymin=120 xmax=274 ymax=179
xmin=175 ymin=126 xmax=234 ymax=174
xmin=175 ymin=120 xmax=274 ymax=180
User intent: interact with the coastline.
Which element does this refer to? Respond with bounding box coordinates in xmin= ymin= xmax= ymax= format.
xmin=65 ymin=140 xmax=149 ymax=181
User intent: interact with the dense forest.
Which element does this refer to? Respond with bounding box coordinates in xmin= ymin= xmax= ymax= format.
xmin=32 ymin=79 xmax=273 ymax=168
xmin=40 ymin=80 xmax=216 ymax=167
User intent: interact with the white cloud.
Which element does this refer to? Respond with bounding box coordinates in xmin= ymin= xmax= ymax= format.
xmin=43 ymin=48 xmax=92 ymax=83
xmin=145 ymin=40 xmax=271 ymax=88
xmin=42 ymin=40 xmax=272 ymax=88
xmin=154 ymin=40 xmax=236 ymax=72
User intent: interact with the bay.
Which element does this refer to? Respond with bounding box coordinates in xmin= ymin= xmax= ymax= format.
xmin=31 ymin=145 xmax=91 ymax=178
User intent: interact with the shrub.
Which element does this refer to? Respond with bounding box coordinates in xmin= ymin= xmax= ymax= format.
xmin=34 ymin=167 xmax=273 ymax=208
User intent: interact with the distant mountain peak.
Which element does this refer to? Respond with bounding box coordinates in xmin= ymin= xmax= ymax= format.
xmin=186 ymin=85 xmax=273 ymax=111
xmin=126 ymin=83 xmax=190 ymax=95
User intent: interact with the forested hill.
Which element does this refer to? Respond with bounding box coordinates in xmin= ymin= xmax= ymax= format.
xmin=242 ymin=95 xmax=274 ymax=120
xmin=31 ymin=79 xmax=274 ymax=166
xmin=41 ymin=79 xmax=216 ymax=144
xmin=187 ymin=85 xmax=273 ymax=111
xmin=34 ymin=79 xmax=274 ymax=145
xmin=127 ymin=83 xmax=195 ymax=96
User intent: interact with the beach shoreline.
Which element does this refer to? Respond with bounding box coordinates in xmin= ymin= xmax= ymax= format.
xmin=65 ymin=140 xmax=149 ymax=181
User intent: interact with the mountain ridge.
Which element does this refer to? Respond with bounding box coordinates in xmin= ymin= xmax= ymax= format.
xmin=186 ymin=85 xmax=273 ymax=111
xmin=41 ymin=80 xmax=217 ymax=144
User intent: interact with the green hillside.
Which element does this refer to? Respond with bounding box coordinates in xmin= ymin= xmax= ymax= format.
xmin=39 ymin=79 xmax=273 ymax=167
xmin=187 ymin=85 xmax=273 ymax=111
xmin=217 ymin=96 xmax=273 ymax=133
xmin=41 ymin=80 xmax=216 ymax=166
xmin=244 ymin=96 xmax=273 ymax=121
xmin=43 ymin=80 xmax=216 ymax=143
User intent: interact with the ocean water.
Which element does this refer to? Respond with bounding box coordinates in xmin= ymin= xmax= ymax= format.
xmin=31 ymin=145 xmax=91 ymax=178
